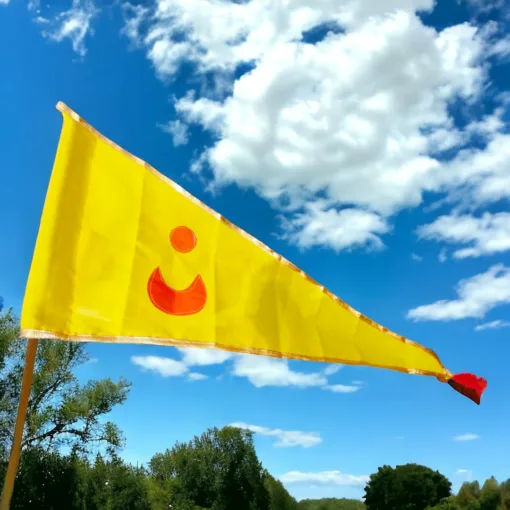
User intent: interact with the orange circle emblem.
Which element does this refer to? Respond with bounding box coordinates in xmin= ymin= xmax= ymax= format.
xmin=147 ymin=226 xmax=206 ymax=316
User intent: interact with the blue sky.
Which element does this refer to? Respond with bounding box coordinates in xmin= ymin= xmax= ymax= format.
xmin=1 ymin=0 xmax=510 ymax=502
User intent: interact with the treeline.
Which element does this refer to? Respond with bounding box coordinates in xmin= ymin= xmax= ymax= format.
xmin=0 ymin=434 xmax=366 ymax=509
xmin=363 ymin=464 xmax=510 ymax=509
xmin=0 ymin=427 xmax=299 ymax=509
xmin=0 ymin=304 xmax=304 ymax=509
xmin=1 ymin=304 xmax=507 ymax=509
xmin=429 ymin=478 xmax=510 ymax=509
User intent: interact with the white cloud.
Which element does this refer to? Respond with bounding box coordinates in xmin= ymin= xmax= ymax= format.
xmin=121 ymin=3 xmax=149 ymax=47
xmin=0 ymin=0 xmax=10 ymax=5
xmin=121 ymin=0 xmax=510 ymax=251
xmin=280 ymin=470 xmax=369 ymax=486
xmin=188 ymin=372 xmax=208 ymax=381
xmin=418 ymin=212 xmax=510 ymax=258
xmin=131 ymin=355 xmax=188 ymax=377
xmin=407 ymin=265 xmax=510 ymax=321
xmin=230 ymin=422 xmax=322 ymax=448
xmin=232 ymin=355 xmax=327 ymax=388
xmin=475 ymin=319 xmax=510 ymax=332
xmin=412 ymin=253 xmax=423 ymax=261
xmin=42 ymin=0 xmax=98 ymax=56
xmin=439 ymin=248 xmax=448 ymax=263
xmin=177 ymin=347 xmax=232 ymax=366
xmin=456 ymin=468 xmax=473 ymax=480
xmin=323 ymin=384 xmax=362 ymax=393
xmin=323 ymin=364 xmax=343 ymax=376
xmin=160 ymin=119 xmax=189 ymax=146
xmin=281 ymin=205 xmax=390 ymax=252
xmin=489 ymin=35 xmax=510 ymax=60
xmin=454 ymin=433 xmax=480 ymax=441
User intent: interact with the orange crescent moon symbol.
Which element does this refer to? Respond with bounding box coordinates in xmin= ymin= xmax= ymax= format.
xmin=148 ymin=267 xmax=207 ymax=316
xmin=147 ymin=226 xmax=207 ymax=316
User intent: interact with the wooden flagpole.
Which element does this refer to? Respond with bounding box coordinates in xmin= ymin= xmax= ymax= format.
xmin=0 ymin=338 xmax=39 ymax=510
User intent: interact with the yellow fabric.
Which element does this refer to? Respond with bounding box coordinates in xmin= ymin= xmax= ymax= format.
xmin=21 ymin=104 xmax=451 ymax=381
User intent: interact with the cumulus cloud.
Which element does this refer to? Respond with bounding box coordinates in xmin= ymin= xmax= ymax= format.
xmin=177 ymin=347 xmax=232 ymax=366
xmin=131 ymin=355 xmax=188 ymax=377
xmin=418 ymin=212 xmax=510 ymax=258
xmin=120 ymin=0 xmax=510 ymax=250
xmin=41 ymin=0 xmax=98 ymax=57
xmin=121 ymin=3 xmax=149 ymax=47
xmin=0 ymin=0 xmax=10 ymax=6
xmin=230 ymin=422 xmax=322 ymax=448
xmin=407 ymin=265 xmax=510 ymax=321
xmin=131 ymin=354 xmax=208 ymax=381
xmin=281 ymin=205 xmax=390 ymax=252
xmin=323 ymin=383 xmax=363 ymax=393
xmin=232 ymin=355 xmax=328 ymax=388
xmin=188 ymin=372 xmax=208 ymax=381
xmin=454 ymin=433 xmax=480 ymax=441
xmin=323 ymin=364 xmax=343 ymax=376
xmin=280 ymin=470 xmax=369 ymax=486
xmin=475 ymin=319 xmax=510 ymax=332
xmin=159 ymin=119 xmax=190 ymax=146
xmin=132 ymin=348 xmax=359 ymax=392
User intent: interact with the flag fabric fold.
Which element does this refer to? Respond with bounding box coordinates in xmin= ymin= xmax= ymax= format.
xmin=20 ymin=102 xmax=486 ymax=404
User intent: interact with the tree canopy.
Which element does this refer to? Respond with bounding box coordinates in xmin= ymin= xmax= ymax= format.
xmin=149 ymin=426 xmax=272 ymax=510
xmin=364 ymin=463 xmax=451 ymax=510
xmin=0 ymin=305 xmax=131 ymax=458
xmin=1 ymin=302 xmax=509 ymax=510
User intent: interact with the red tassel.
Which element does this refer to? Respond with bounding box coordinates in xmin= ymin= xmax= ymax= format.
xmin=448 ymin=373 xmax=488 ymax=405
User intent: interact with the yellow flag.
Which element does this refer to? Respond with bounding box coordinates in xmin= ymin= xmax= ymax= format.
xmin=21 ymin=103 xmax=486 ymax=404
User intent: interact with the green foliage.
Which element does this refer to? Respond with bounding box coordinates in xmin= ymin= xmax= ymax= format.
xmin=3 ymin=305 xmax=510 ymax=510
xmin=6 ymin=447 xmax=87 ymax=509
xmin=457 ymin=482 xmax=481 ymax=510
xmin=479 ymin=477 xmax=503 ymax=510
xmin=0 ymin=449 xmax=151 ymax=509
xmin=427 ymin=496 xmax=462 ymax=509
xmin=298 ymin=497 xmax=365 ymax=509
xmin=364 ymin=463 xmax=451 ymax=510
xmin=150 ymin=426 xmax=270 ymax=510
xmin=265 ymin=472 xmax=299 ymax=510
xmin=0 ymin=307 xmax=131 ymax=458
xmin=82 ymin=454 xmax=151 ymax=510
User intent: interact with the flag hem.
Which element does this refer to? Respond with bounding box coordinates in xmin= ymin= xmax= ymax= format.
xmin=21 ymin=327 xmax=452 ymax=382
xmin=52 ymin=101 xmax=451 ymax=383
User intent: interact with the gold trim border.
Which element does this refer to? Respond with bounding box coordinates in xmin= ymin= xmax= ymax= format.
xmin=49 ymin=101 xmax=452 ymax=383
xmin=21 ymin=328 xmax=451 ymax=382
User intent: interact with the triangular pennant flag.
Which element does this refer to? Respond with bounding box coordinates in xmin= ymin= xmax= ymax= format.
xmin=21 ymin=103 xmax=487 ymax=404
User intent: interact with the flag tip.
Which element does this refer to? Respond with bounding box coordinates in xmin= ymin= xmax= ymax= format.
xmin=448 ymin=373 xmax=487 ymax=405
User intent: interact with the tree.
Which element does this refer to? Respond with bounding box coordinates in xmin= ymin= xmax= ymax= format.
xmin=0 ymin=305 xmax=131 ymax=459
xmin=364 ymin=463 xmax=451 ymax=510
xmin=457 ymin=481 xmax=481 ymax=510
xmin=426 ymin=496 xmax=462 ymax=510
xmin=83 ymin=454 xmax=151 ymax=510
xmin=264 ymin=472 xmax=299 ymax=510
xmin=479 ymin=477 xmax=503 ymax=510
xmin=500 ymin=479 xmax=510 ymax=508
xmin=0 ymin=447 xmax=88 ymax=509
xmin=150 ymin=426 xmax=270 ymax=510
